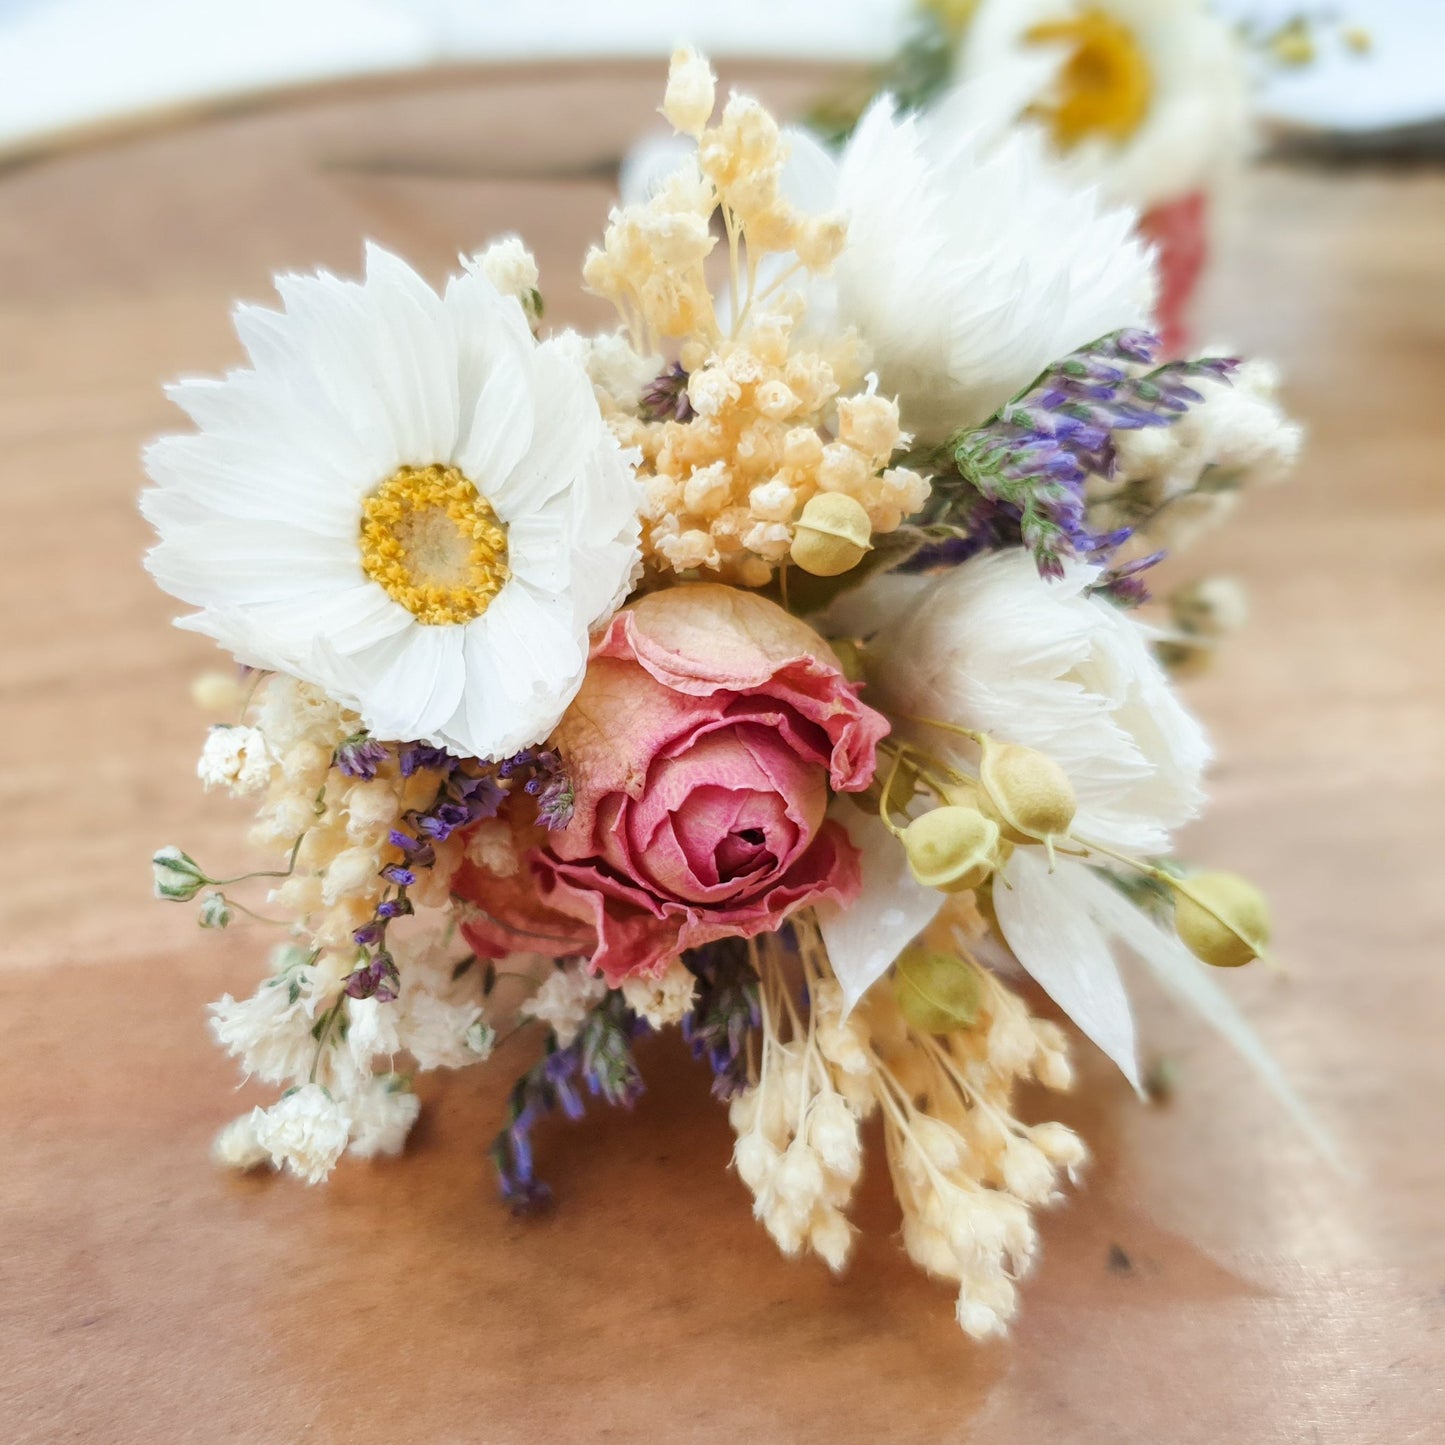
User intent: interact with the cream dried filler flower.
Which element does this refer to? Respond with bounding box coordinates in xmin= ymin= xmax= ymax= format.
xmin=144 ymin=49 xmax=1315 ymax=1343
xmin=144 ymin=243 xmax=640 ymax=760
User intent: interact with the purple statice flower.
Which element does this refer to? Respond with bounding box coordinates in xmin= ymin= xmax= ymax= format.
xmin=1090 ymin=549 xmax=1166 ymax=608
xmin=398 ymin=741 xmax=451 ymax=777
xmin=909 ymin=330 xmax=1239 ymax=579
xmin=681 ymin=940 xmax=760 ymax=1101
xmin=334 ymin=733 xmax=390 ymax=780
xmin=344 ymin=950 xmax=399 ymax=1002
xmin=498 ymin=747 xmax=574 ymax=829
xmin=489 ymin=989 xmax=646 ymax=1214
xmin=637 ymin=362 xmax=694 ymax=423
xmin=379 ymin=862 xmax=417 ymax=887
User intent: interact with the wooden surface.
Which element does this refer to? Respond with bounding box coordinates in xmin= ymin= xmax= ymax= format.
xmin=2 ymin=63 xmax=1443 ymax=1444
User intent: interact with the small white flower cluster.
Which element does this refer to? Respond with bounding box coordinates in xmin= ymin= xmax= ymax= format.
xmin=619 ymin=959 xmax=697 ymax=1029
xmin=210 ymin=927 xmax=500 ymax=1182
xmin=729 ymin=961 xmax=871 ymax=1272
xmin=585 ymin=48 xmax=930 ymax=587
xmin=201 ymin=674 xmax=513 ymax=1184
xmin=1098 ymin=358 xmax=1303 ymax=553
xmin=469 ymin=236 xmax=542 ymax=327
xmin=197 ymin=724 xmax=271 ymax=797
xmin=730 ymin=923 xmax=1083 ymax=1338
xmin=864 ymin=969 xmax=1084 ymax=1340
xmin=519 ymin=961 xmax=608 ymax=1048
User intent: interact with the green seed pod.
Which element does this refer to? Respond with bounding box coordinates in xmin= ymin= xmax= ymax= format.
xmin=1172 ymin=871 xmax=1271 ymax=968
xmin=828 ymin=636 xmax=867 ymax=683
xmin=978 ymin=738 xmax=1076 ymax=846
xmin=789 ymin=493 xmax=873 ymax=577
xmin=901 ymin=805 xmax=1001 ymax=892
xmin=894 ymin=948 xmax=984 ymax=1034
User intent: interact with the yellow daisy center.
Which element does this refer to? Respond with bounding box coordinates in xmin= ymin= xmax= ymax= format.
xmin=1026 ymin=9 xmax=1153 ymax=150
xmin=359 ymin=463 xmax=509 ymax=626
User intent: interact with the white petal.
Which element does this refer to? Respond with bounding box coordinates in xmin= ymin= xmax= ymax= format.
xmin=446 ymin=582 xmax=586 ymax=760
xmin=994 ymin=851 xmax=1143 ymax=1093
xmin=443 ymin=267 xmax=536 ymax=456
xmin=145 ymin=522 xmax=359 ymax=609
xmin=452 ymin=324 xmax=536 ymax=496
xmin=485 ymin=339 xmax=599 ymax=520
xmin=346 ymin=624 xmax=468 ymax=744
xmin=817 ymin=805 xmax=944 ymax=1014
xmin=244 ymin=584 xmax=413 ymax=657
xmin=144 ymin=434 xmax=358 ymax=536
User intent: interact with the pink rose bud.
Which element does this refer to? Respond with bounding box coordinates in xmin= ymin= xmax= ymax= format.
xmin=459 ymin=585 xmax=888 ymax=983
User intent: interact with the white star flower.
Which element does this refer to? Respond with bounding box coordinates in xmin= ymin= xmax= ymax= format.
xmin=785 ymin=97 xmax=1156 ymax=441
xmin=144 ymin=243 xmax=642 ymax=760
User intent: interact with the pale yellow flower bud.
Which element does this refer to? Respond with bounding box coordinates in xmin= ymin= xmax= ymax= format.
xmin=794 ymin=214 xmax=848 ymax=273
xmin=789 ymin=492 xmax=872 ymax=577
xmin=901 ymin=806 xmax=1001 ymax=892
xmin=978 ymin=739 xmax=1077 ymax=847
xmin=816 ymin=441 xmax=872 ymax=498
xmin=661 ymin=46 xmax=716 ymax=137
xmin=892 ymin=947 xmax=984 ymax=1034
xmin=682 ymin=460 xmax=731 ymax=515
xmin=754 ymin=379 xmax=800 ymax=421
xmin=837 ymin=393 xmax=902 ymax=459
xmin=781 ymin=426 xmax=824 ymax=471
xmin=1172 ymin=870 xmax=1270 ymax=968
xmin=191 ymin=671 xmax=247 ymax=714
xmin=322 ymin=846 xmax=381 ymax=906
xmin=747 ymin=478 xmax=796 ymax=524
xmin=687 ymin=366 xmax=740 ymax=418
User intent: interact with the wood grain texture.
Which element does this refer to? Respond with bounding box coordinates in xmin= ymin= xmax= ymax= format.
xmin=1 ymin=63 xmax=1441 ymax=1444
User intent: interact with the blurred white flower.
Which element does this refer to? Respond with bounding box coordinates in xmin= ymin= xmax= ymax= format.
xmin=520 ymin=962 xmax=607 ymax=1047
xmin=144 ymin=244 xmax=641 ymax=760
xmin=250 ymin=1084 xmax=352 ymax=1186
xmin=955 ymin=0 xmax=1252 ymax=210
xmin=197 ymin=724 xmax=272 ymax=795
xmin=346 ymin=1075 xmax=422 ymax=1160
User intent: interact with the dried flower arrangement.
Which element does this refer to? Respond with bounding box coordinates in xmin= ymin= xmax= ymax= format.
xmin=146 ymin=49 xmax=1312 ymax=1339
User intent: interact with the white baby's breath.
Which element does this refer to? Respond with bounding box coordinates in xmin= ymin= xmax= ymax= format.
xmin=520 ymin=963 xmax=608 ymax=1048
xmin=620 ymin=959 xmax=697 ymax=1029
xmin=346 ymin=1075 xmax=422 ymax=1159
xmin=250 ymin=1084 xmax=353 ymax=1186
xmin=197 ymin=724 xmax=273 ymax=796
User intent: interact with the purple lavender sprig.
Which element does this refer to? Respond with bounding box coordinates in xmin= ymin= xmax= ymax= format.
xmin=340 ymin=742 xmax=571 ymax=1004
xmin=497 ymin=747 xmax=574 ymax=830
xmin=638 ymin=362 xmax=694 ymax=423
xmin=681 ymin=939 xmax=761 ymax=1101
xmin=909 ymin=330 xmax=1238 ymax=579
xmin=334 ymin=733 xmax=390 ymax=780
xmin=489 ymin=988 xmax=647 ymax=1213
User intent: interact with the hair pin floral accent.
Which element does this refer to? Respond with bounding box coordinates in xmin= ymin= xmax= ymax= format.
xmin=146 ymin=49 xmax=1315 ymax=1341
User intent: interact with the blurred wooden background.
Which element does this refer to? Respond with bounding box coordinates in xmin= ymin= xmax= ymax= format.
xmin=0 ymin=62 xmax=1441 ymax=1443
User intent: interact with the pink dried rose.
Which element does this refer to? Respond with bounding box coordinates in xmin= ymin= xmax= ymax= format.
xmin=457 ymin=584 xmax=888 ymax=982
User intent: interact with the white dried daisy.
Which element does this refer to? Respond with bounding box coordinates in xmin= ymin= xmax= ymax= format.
xmin=144 ymin=244 xmax=642 ymax=760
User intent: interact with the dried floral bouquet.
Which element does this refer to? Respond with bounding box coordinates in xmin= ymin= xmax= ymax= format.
xmin=146 ymin=51 xmax=1310 ymax=1339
